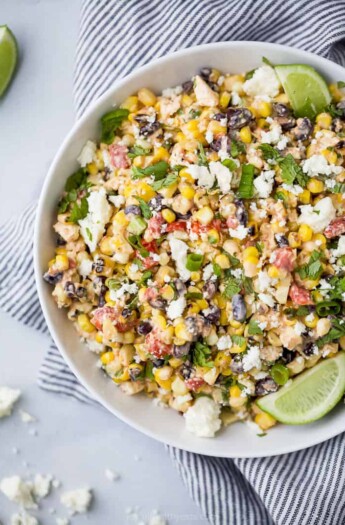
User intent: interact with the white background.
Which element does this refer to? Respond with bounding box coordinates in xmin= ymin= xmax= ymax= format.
xmin=0 ymin=1 xmax=206 ymax=523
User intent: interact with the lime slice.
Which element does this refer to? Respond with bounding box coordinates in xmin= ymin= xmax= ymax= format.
xmin=257 ymin=353 xmax=345 ymax=425
xmin=275 ymin=64 xmax=331 ymax=120
xmin=0 ymin=25 xmax=18 ymax=97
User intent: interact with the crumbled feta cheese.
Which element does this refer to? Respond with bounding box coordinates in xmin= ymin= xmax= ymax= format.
xmin=261 ymin=121 xmax=283 ymax=145
xmin=129 ymin=263 xmax=139 ymax=273
xmin=297 ymin=197 xmax=336 ymax=233
xmin=168 ymin=236 xmax=191 ymax=281
xmin=105 ymin=469 xmax=120 ymax=482
xmin=162 ymin=85 xmax=183 ymax=97
xmin=325 ymin=179 xmax=336 ymax=190
xmin=0 ymin=476 xmax=36 ymax=509
xmin=205 ymin=130 xmax=214 ymax=144
xmin=245 ymin=419 xmax=262 ymax=434
xmin=254 ymin=170 xmax=275 ymax=198
xmin=108 ymin=195 xmax=125 ymax=208
xmin=282 ymin=183 xmax=303 ymax=195
xmin=33 ymin=474 xmax=52 ymax=500
xmin=78 ymin=259 xmax=93 ymax=277
xmin=209 ymin=161 xmax=232 ymax=193
xmin=243 ymin=65 xmax=281 ymax=98
xmin=109 ymin=283 xmax=138 ymax=301
xmin=231 ymin=268 xmax=243 ymax=279
xmin=167 ymin=296 xmax=186 ymax=320
xmin=257 ymin=271 xmax=272 ymax=292
xmin=60 ymin=488 xmax=92 ymax=515
xmin=232 ymin=92 xmax=242 ymax=106
xmin=184 ymin=397 xmax=221 ymax=438
xmin=229 ymin=225 xmax=249 ymax=240
xmin=86 ymin=340 xmax=104 ymax=353
xmin=218 ymin=136 xmax=230 ymax=161
xmin=294 ymin=321 xmax=306 ymax=336
xmin=277 ymin=135 xmax=288 ymax=150
xmin=20 ymin=411 xmax=36 ymax=424
xmin=193 ymin=75 xmax=219 ymax=107
xmin=332 ymin=236 xmax=345 ymax=258
xmin=258 ymin=321 xmax=267 ymax=330
xmin=217 ymin=335 xmax=232 ymax=350
xmin=258 ymin=293 xmax=275 ymax=307
xmin=77 ymin=141 xmax=96 ymax=167
xmin=11 ymin=512 xmax=38 ymax=525
xmin=0 ymin=387 xmax=21 ymax=418
xmin=79 ymin=188 xmax=112 ymax=252
xmin=302 ymin=154 xmax=343 ymax=177
xmin=187 ymin=164 xmax=215 ymax=189
xmin=56 ymin=519 xmax=69 ymax=525
xmin=242 ymin=346 xmax=262 ymax=372
xmin=202 ymin=263 xmax=216 ymax=282
xmin=149 ymin=514 xmax=167 ymax=525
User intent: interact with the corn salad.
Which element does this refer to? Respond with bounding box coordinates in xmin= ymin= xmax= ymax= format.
xmin=44 ymin=63 xmax=345 ymax=438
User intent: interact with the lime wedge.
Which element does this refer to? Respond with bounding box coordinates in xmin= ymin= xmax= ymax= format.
xmin=257 ymin=353 xmax=345 ymax=425
xmin=275 ymin=64 xmax=331 ymax=120
xmin=0 ymin=25 xmax=18 ymax=97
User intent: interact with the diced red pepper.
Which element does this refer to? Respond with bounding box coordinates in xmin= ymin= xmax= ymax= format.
xmin=289 ymin=283 xmax=313 ymax=305
xmin=271 ymin=247 xmax=296 ymax=271
xmin=109 ymin=144 xmax=130 ymax=169
xmin=324 ymin=216 xmax=345 ymax=239
xmin=185 ymin=377 xmax=205 ymax=392
xmin=145 ymin=329 xmax=172 ymax=358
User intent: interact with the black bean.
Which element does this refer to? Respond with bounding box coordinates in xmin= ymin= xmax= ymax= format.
xmin=93 ymin=276 xmax=106 ymax=295
xmin=93 ymin=258 xmax=105 ymax=274
xmin=209 ymin=137 xmax=223 ymax=152
xmin=139 ymin=121 xmax=160 ymax=137
xmin=149 ymin=195 xmax=163 ymax=211
xmin=200 ymin=67 xmax=212 ymax=80
xmin=202 ymin=305 xmax=220 ymax=324
xmin=185 ymin=315 xmax=207 ymax=340
xmin=134 ymin=114 xmax=150 ymax=123
xmin=213 ymin=113 xmax=226 ymax=121
xmin=181 ymin=362 xmax=192 ymax=379
xmin=56 ymin=234 xmax=66 ymax=246
xmin=292 ymin=117 xmax=313 ymax=141
xmin=336 ymin=139 xmax=345 ymax=149
xmin=43 ymin=272 xmax=63 ymax=285
xmin=281 ymin=348 xmax=296 ymax=364
xmin=232 ymin=294 xmax=246 ymax=322
xmin=303 ymin=342 xmax=316 ymax=357
xmin=255 ymin=377 xmax=278 ymax=396
xmin=129 ymin=365 xmax=143 ymax=381
xmin=235 ymin=200 xmax=248 ymax=226
xmin=153 ymin=358 xmax=165 ymax=368
xmin=64 ymin=281 xmax=75 ymax=298
xmin=75 ymin=286 xmax=86 ymax=298
xmin=148 ymin=297 xmax=167 ymax=310
xmin=174 ymin=279 xmax=186 ymax=297
xmin=173 ymin=342 xmax=191 ymax=358
xmin=275 ymin=234 xmax=289 ymax=247
xmin=207 ymin=81 xmax=220 ymax=93
xmin=277 ymin=116 xmax=296 ymax=131
xmin=226 ymin=108 xmax=252 ymax=129
xmin=122 ymin=308 xmax=132 ymax=319
xmin=202 ymin=281 xmax=218 ymax=300
xmin=125 ymin=205 xmax=141 ymax=216
xmin=98 ymin=294 xmax=106 ymax=307
xmin=230 ymin=357 xmax=244 ymax=374
xmin=137 ymin=321 xmax=152 ymax=335
xmin=247 ymin=226 xmax=255 ymax=236
xmin=182 ymin=80 xmax=193 ymax=94
xmin=175 ymin=212 xmax=191 ymax=220
xmin=272 ymin=103 xmax=292 ymax=117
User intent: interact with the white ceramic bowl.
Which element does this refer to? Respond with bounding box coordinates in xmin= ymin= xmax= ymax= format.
xmin=34 ymin=41 xmax=345 ymax=457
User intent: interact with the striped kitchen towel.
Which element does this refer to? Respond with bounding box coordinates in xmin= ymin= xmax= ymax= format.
xmin=2 ymin=1 xmax=345 ymax=523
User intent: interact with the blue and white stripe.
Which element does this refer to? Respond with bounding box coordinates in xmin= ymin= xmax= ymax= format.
xmin=2 ymin=1 xmax=345 ymax=523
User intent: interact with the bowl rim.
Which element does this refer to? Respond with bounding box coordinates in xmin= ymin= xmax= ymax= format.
xmin=34 ymin=40 xmax=345 ymax=457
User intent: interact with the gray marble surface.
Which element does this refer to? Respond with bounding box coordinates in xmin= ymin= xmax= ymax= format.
xmin=0 ymin=1 xmax=206 ymax=523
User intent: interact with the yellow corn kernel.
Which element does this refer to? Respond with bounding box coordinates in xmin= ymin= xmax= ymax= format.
xmin=179 ymin=183 xmax=195 ymax=199
xmin=243 ymin=246 xmax=259 ymax=259
xmin=214 ymin=351 xmax=231 ymax=370
xmin=113 ymin=369 xmax=130 ymax=384
xmin=304 ymin=313 xmax=319 ymax=329
xmin=214 ymin=253 xmax=231 ymax=269
xmin=134 ymin=181 xmax=156 ymax=201
xmin=194 ymin=206 xmax=214 ymax=225
xmin=137 ymin=87 xmax=157 ymax=106
xmin=244 ymin=255 xmax=259 ymax=266
xmin=185 ymin=119 xmax=199 ymax=132
xmin=231 ymin=340 xmax=247 ymax=354
xmin=219 ymin=91 xmax=231 ymax=109
xmin=175 ymin=132 xmax=187 ymax=143
xmin=229 ymin=385 xmax=242 ymax=398
xmin=154 ymin=314 xmax=167 ymax=330
xmin=274 ymin=93 xmax=289 ymax=104
xmin=288 ymin=232 xmax=301 ymax=248
xmin=196 ymin=298 xmax=208 ymax=310
xmin=256 ymin=100 xmax=272 ymax=118
xmin=179 ymin=167 xmax=194 ymax=183
xmin=181 ymin=94 xmax=193 ymax=106
xmin=229 ymin=325 xmax=245 ymax=336
xmin=104 ymin=291 xmax=116 ymax=306
xmin=313 ymin=291 xmax=324 ymax=303
xmin=243 ymin=259 xmax=259 ymax=278
xmin=239 ymin=126 xmax=252 ymax=144
xmin=161 ymin=208 xmax=176 ymax=223
xmin=329 ymin=83 xmax=343 ymax=102
xmin=54 ymin=254 xmax=69 ymax=272
xmin=133 ymin=156 xmax=144 ymax=168
xmin=190 ymin=271 xmax=201 ymax=282
xmin=313 ymin=233 xmax=326 ymax=247
xmin=77 ymin=314 xmax=95 ymax=333
xmin=267 ymin=265 xmax=281 ymax=279
xmin=298 ymin=223 xmax=313 ymax=242
xmin=255 ymin=412 xmax=277 ymax=430
xmin=101 ymin=351 xmax=114 ymax=365
xmin=298 ymin=189 xmax=311 ymax=204
xmin=207 ymin=229 xmax=220 ymax=245
xmin=169 ymin=357 xmax=184 ymax=368
xmin=87 ymin=162 xmax=98 ymax=175
xmin=161 ymin=285 xmax=175 ymax=301
xmin=257 ymin=117 xmax=269 ymax=129
xmin=153 ymin=366 xmax=173 ymax=390
xmin=171 ymin=376 xmax=189 ymax=395
xmin=122 ymin=331 xmax=135 ymax=344
xmin=340 ymin=336 xmax=345 ymax=351
xmin=267 ymin=331 xmax=282 ymax=347
xmin=208 ymin=120 xmax=227 ymax=135
xmin=320 ymin=148 xmax=337 ymax=165
xmin=307 ymin=178 xmax=324 ymax=194
xmin=95 ymin=332 xmax=103 ymax=343
xmin=121 ymin=95 xmax=139 ymax=112
xmin=174 ymin=322 xmax=193 ymax=342
xmin=152 ymin=146 xmax=170 ymax=162
xmin=220 ymin=310 xmax=229 ymax=326
xmin=187 ymin=304 xmax=201 ymax=315
xmin=316 ymin=112 xmax=332 ymax=129
xmin=304 ymin=278 xmax=320 ymax=290
xmin=229 ymin=319 xmax=242 ymax=329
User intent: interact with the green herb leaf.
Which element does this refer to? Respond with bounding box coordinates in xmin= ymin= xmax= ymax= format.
xmin=145 ymin=361 xmax=154 ymax=380
xmin=243 ymin=277 xmax=254 ymax=295
xmin=68 ymin=197 xmax=89 ymax=223
xmin=326 ymin=103 xmax=343 ymax=119
xmin=192 ymin=342 xmax=214 ymax=368
xmin=284 ymin=306 xmax=311 ymax=318
xmin=296 ymin=250 xmax=323 ymax=280
xmin=316 ymin=319 xmax=345 ymax=347
xmin=185 ymin=292 xmax=203 ymax=300
xmin=127 ymin=235 xmax=150 ymax=258
xmin=100 ymin=108 xmax=129 ymax=144
xmin=279 ymin=154 xmax=308 ymax=187
xmin=337 ymin=81 xmax=345 ymax=88
xmin=128 ymin=144 xmax=152 ymax=159
xmin=212 ymin=262 xmax=222 ymax=277
xmin=197 ymin=142 xmax=208 ymax=166
xmin=231 ymin=335 xmax=246 ymax=347
xmin=248 ymin=319 xmax=264 ymax=335
xmin=230 ymin=139 xmax=246 ymax=158
xmin=258 ymin=144 xmax=282 ymax=162
xmin=65 ymin=168 xmax=88 ymax=192
xmin=132 ymin=160 xmax=169 ymax=180
xmin=223 ymin=277 xmax=241 ymax=299
xmin=151 ymin=173 xmax=178 ymax=191
xmin=238 ymin=164 xmax=255 ymax=199
xmin=228 ymin=254 xmax=240 ymax=267
xmin=136 ymin=197 xmax=152 ymax=219
xmin=189 ymin=109 xmax=201 ymax=119
xmin=328 ymin=275 xmax=345 ymax=300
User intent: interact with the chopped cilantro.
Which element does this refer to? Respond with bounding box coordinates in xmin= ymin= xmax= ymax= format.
xmin=128 ymin=144 xmax=152 ymax=158
xmin=132 ymin=161 xmax=169 ymax=180
xmin=223 ymin=277 xmax=242 ymax=299
xmin=192 ymin=342 xmax=214 ymax=368
xmin=100 ymin=108 xmax=129 ymax=144
xmin=248 ymin=319 xmax=264 ymax=335
xmin=68 ymin=197 xmax=89 ymax=223
xmin=151 ymin=173 xmax=178 ymax=191
xmin=136 ymin=197 xmax=152 ymax=219
xmin=296 ymin=250 xmax=323 ymax=280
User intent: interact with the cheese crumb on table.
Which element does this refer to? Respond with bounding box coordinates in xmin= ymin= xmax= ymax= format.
xmin=60 ymin=488 xmax=92 ymax=514
xmin=0 ymin=387 xmax=21 ymax=418
xmin=0 ymin=476 xmax=36 ymax=509
xmin=10 ymin=512 xmax=38 ymax=525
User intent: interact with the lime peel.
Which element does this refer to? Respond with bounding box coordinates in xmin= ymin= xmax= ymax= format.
xmin=257 ymin=353 xmax=345 ymax=425
xmin=0 ymin=25 xmax=18 ymax=97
